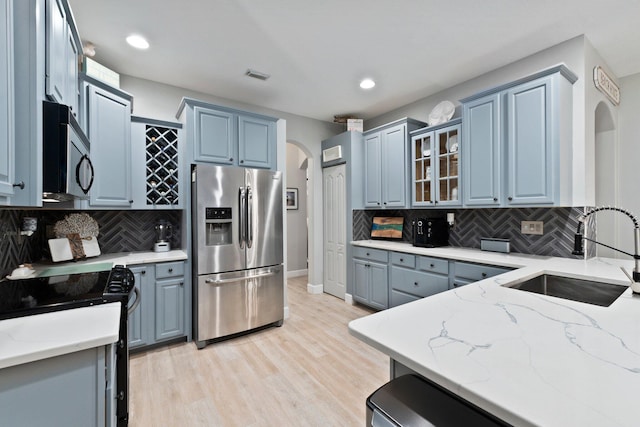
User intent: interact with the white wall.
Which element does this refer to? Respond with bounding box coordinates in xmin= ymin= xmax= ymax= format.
xmin=617 ymin=72 xmax=640 ymax=255
xmin=285 ymin=144 xmax=308 ymax=274
xmin=119 ymin=75 xmax=342 ymax=289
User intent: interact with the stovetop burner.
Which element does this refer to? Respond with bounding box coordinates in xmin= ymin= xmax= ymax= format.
xmin=0 ymin=265 xmax=135 ymax=320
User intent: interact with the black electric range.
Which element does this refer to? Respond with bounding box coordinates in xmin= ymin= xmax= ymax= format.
xmin=0 ymin=265 xmax=136 ymax=426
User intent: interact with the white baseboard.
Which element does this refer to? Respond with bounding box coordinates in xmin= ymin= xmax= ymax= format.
xmin=287 ymin=269 xmax=308 ymax=278
xmin=307 ymin=283 xmax=323 ymax=294
xmin=345 ymin=293 xmax=354 ymax=305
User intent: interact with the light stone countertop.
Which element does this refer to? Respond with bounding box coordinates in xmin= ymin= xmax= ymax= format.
xmin=0 ymin=250 xmax=188 ymax=370
xmin=349 ymin=240 xmax=640 ymax=427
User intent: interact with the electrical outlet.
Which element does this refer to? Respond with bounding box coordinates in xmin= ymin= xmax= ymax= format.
xmin=521 ymin=220 xmax=544 ymax=235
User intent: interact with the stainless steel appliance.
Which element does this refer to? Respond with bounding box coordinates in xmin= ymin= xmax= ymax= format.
xmin=42 ymin=100 xmax=94 ymax=202
xmin=153 ymin=219 xmax=173 ymax=252
xmin=412 ymin=218 xmax=449 ymax=248
xmin=192 ymin=164 xmax=284 ymax=349
xmin=0 ymin=265 xmax=138 ymax=426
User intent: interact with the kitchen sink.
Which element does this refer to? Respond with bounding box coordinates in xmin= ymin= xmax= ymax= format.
xmin=503 ymin=274 xmax=628 ymax=307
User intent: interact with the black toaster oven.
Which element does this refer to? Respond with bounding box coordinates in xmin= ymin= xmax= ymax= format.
xmin=412 ymin=218 xmax=449 ymax=247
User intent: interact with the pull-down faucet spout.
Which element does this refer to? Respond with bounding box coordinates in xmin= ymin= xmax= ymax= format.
xmin=573 ymin=206 xmax=640 ymax=290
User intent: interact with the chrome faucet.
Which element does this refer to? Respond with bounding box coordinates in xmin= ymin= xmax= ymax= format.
xmin=573 ymin=206 xmax=640 ymax=292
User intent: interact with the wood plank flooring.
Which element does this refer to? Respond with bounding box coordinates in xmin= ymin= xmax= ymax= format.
xmin=129 ymin=276 xmax=388 ymax=426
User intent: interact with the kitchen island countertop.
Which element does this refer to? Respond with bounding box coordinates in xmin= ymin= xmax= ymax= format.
xmin=0 ymin=303 xmax=121 ymax=369
xmin=349 ymin=240 xmax=640 ymax=426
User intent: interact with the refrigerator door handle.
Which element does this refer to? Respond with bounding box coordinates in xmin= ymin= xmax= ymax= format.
xmin=247 ymin=186 xmax=253 ymax=248
xmin=205 ymin=270 xmax=277 ymax=285
xmin=239 ymin=186 xmax=246 ymax=249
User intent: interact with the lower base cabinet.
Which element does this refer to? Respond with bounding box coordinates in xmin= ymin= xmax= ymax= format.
xmin=129 ymin=261 xmax=186 ymax=350
xmin=0 ymin=345 xmax=115 ymax=427
xmin=352 ymin=247 xmax=389 ymax=310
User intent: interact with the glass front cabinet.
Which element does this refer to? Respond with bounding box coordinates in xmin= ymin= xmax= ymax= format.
xmin=411 ymin=118 xmax=462 ymax=207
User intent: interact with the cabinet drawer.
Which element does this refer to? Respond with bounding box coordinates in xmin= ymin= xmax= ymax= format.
xmin=390 ymin=252 xmax=415 ymax=268
xmin=416 ymin=256 xmax=448 ymax=275
xmin=352 ymin=246 xmax=388 ymax=263
xmin=390 ymin=267 xmax=448 ymax=298
xmin=454 ymin=261 xmax=510 ymax=282
xmin=155 ymin=261 xmax=185 ymax=279
xmin=390 ymin=290 xmax=421 ymax=307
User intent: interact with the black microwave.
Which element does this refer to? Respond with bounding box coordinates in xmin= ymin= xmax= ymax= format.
xmin=412 ymin=218 xmax=449 ymax=247
xmin=42 ymin=101 xmax=94 ymax=202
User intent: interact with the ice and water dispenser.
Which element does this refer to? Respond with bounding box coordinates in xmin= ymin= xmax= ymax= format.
xmin=205 ymin=207 xmax=232 ymax=245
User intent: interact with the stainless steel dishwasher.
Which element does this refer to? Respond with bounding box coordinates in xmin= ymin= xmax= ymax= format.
xmin=366 ymin=375 xmax=511 ymax=426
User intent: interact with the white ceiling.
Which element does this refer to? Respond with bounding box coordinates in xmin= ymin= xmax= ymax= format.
xmin=68 ymin=0 xmax=640 ymax=123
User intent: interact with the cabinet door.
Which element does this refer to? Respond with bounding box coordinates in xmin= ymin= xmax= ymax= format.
xmin=0 ymin=0 xmax=14 ymax=198
xmin=381 ymin=124 xmax=407 ymax=208
xmin=411 ymin=132 xmax=434 ymax=207
xmin=238 ymin=115 xmax=275 ymax=169
xmin=194 ymin=107 xmax=235 ymax=164
xmin=363 ymin=133 xmax=382 ymax=207
xmin=128 ymin=266 xmax=151 ymax=349
xmin=65 ymin=25 xmax=79 ymax=116
xmin=45 ymin=0 xmax=67 ymax=104
xmin=369 ymin=262 xmax=388 ymax=310
xmin=462 ymin=93 xmax=501 ymax=206
xmin=353 ymin=259 xmax=370 ymax=303
xmin=88 ymin=84 xmax=132 ymax=207
xmin=155 ymin=277 xmax=185 ymax=341
xmin=506 ymin=76 xmax=553 ymax=205
xmin=434 ymin=125 xmax=461 ymax=206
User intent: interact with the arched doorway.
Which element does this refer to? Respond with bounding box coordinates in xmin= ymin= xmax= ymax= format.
xmin=594 ymin=101 xmax=617 ymax=257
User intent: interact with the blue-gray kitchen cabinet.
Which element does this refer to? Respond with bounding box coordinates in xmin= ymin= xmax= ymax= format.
xmin=363 ymin=118 xmax=426 ymax=209
xmin=411 ymin=119 xmax=462 ymax=207
xmin=178 ymin=98 xmax=278 ymax=170
xmin=461 ymin=66 xmax=576 ymax=207
xmin=80 ymin=74 xmax=133 ymax=208
xmin=0 ymin=345 xmax=115 ymax=427
xmin=0 ymin=0 xmax=14 ymax=201
xmin=450 ymin=260 xmax=512 ymax=289
xmin=129 ymin=261 xmax=187 ymax=351
xmin=352 ymin=247 xmax=389 ymax=310
xmin=154 ymin=261 xmax=185 ymax=341
xmin=45 ymin=0 xmax=80 ymax=116
xmin=389 ymin=253 xmax=449 ymax=307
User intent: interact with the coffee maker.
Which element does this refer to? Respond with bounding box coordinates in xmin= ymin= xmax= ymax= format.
xmin=154 ymin=219 xmax=173 ymax=252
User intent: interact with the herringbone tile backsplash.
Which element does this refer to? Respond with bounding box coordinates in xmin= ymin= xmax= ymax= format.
xmin=353 ymin=207 xmax=591 ymax=258
xmin=0 ymin=209 xmax=181 ymax=278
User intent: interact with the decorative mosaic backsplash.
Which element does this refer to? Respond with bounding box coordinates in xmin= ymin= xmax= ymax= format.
xmin=0 ymin=209 xmax=181 ymax=278
xmin=354 ymin=207 xmax=592 ymax=258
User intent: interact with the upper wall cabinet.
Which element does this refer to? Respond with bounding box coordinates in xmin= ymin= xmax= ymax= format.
xmin=363 ymin=118 xmax=426 ymax=209
xmin=0 ymin=0 xmax=15 ymax=202
xmin=177 ymin=98 xmax=278 ymax=170
xmin=410 ymin=119 xmax=462 ymax=207
xmin=45 ymin=0 xmax=80 ymax=116
xmin=461 ymin=65 xmax=577 ymax=207
xmin=131 ymin=117 xmax=183 ymax=209
xmin=79 ymin=74 xmax=133 ymax=208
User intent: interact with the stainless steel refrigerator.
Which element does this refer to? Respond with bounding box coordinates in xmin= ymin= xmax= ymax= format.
xmin=192 ymin=164 xmax=284 ymax=348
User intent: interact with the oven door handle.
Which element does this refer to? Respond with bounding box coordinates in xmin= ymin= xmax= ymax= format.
xmin=127 ymin=287 xmax=141 ymax=315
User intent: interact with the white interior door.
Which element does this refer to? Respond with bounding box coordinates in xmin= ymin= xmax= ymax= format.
xmin=323 ymin=164 xmax=346 ymax=299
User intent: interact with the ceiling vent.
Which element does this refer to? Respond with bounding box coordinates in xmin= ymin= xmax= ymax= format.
xmin=245 ymin=69 xmax=270 ymax=81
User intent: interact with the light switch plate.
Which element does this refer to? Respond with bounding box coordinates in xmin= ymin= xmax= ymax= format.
xmin=521 ymin=220 xmax=544 ymax=235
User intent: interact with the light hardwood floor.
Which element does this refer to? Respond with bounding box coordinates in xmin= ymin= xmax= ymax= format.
xmin=129 ymin=276 xmax=388 ymax=426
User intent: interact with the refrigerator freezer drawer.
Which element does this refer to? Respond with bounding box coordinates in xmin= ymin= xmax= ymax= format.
xmin=196 ymin=265 xmax=284 ymax=342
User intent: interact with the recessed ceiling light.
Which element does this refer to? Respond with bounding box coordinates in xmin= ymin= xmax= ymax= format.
xmin=126 ymin=34 xmax=149 ymax=50
xmin=360 ymin=78 xmax=375 ymax=89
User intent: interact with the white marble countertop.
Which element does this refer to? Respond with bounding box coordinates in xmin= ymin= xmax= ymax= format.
xmin=0 ymin=250 xmax=188 ymax=370
xmin=0 ymin=303 xmax=121 ymax=369
xmin=349 ymin=240 xmax=640 ymax=426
